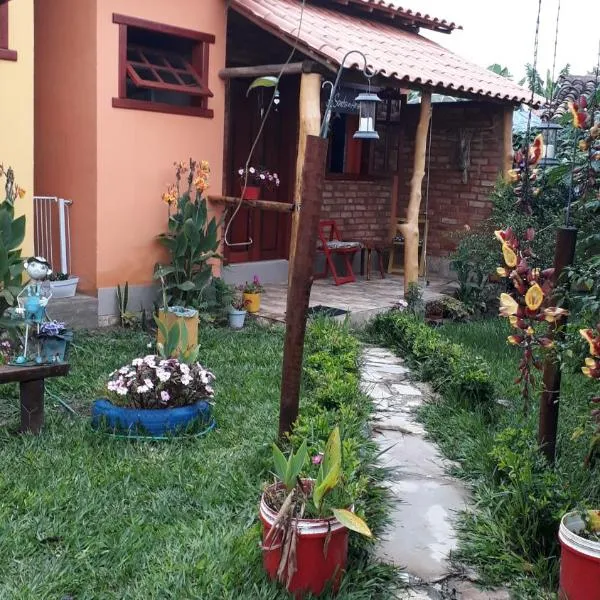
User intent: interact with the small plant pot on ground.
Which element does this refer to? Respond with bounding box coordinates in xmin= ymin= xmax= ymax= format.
xmin=243 ymin=292 xmax=261 ymax=313
xmin=259 ymin=480 xmax=350 ymax=598
xmin=49 ymin=277 xmax=79 ymax=298
xmin=228 ymin=308 xmax=247 ymax=329
xmin=559 ymin=511 xmax=600 ymax=600
xmin=38 ymin=330 xmax=73 ymax=363
xmin=91 ymin=399 xmax=214 ymax=439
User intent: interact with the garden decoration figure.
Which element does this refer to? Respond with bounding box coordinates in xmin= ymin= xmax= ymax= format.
xmin=14 ymin=256 xmax=53 ymax=364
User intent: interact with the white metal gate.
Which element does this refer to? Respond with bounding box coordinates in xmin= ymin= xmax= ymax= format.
xmin=32 ymin=196 xmax=73 ymax=275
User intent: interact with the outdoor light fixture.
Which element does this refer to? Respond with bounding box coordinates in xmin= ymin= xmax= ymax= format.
xmin=320 ymin=50 xmax=380 ymax=139
xmin=538 ymin=118 xmax=561 ymax=167
xmin=353 ymin=92 xmax=381 ymax=140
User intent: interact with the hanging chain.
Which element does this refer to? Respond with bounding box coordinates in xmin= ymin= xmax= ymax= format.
xmin=523 ymin=0 xmax=543 ymax=212
xmin=549 ymin=0 xmax=561 ymax=109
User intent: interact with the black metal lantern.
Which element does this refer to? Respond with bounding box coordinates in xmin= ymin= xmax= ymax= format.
xmin=538 ymin=119 xmax=562 ymax=167
xmin=353 ymin=92 xmax=381 ymax=140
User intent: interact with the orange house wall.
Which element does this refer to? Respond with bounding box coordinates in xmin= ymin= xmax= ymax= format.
xmin=95 ymin=0 xmax=227 ymax=290
xmin=34 ymin=0 xmax=98 ymax=292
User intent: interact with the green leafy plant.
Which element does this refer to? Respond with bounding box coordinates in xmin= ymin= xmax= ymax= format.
xmin=272 ymin=439 xmax=308 ymax=491
xmin=154 ymin=317 xmax=199 ymax=365
xmin=155 ymin=159 xmax=221 ymax=308
xmin=241 ymin=275 xmax=264 ymax=294
xmin=405 ymin=281 xmax=424 ymax=317
xmin=0 ymin=164 xmax=26 ymax=316
xmin=116 ymin=282 xmax=138 ymax=329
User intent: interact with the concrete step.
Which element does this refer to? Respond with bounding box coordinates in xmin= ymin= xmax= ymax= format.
xmin=222 ymin=259 xmax=288 ymax=286
xmin=46 ymin=294 xmax=98 ymax=329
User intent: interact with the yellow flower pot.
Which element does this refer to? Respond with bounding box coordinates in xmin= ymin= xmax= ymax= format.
xmin=156 ymin=308 xmax=199 ymax=357
xmin=243 ymin=292 xmax=261 ymax=313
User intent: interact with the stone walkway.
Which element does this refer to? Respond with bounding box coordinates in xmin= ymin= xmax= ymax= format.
xmin=361 ymin=346 xmax=510 ymax=600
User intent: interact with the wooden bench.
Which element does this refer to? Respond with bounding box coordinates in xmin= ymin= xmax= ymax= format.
xmin=0 ymin=363 xmax=70 ymax=434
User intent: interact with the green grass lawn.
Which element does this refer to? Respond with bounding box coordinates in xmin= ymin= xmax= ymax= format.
xmin=420 ymin=318 xmax=600 ymax=597
xmin=0 ymin=325 xmax=395 ymax=600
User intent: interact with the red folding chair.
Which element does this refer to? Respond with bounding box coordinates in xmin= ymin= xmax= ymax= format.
xmin=315 ymin=220 xmax=362 ymax=285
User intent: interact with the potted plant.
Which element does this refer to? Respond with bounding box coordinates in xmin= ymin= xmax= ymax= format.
xmin=558 ymin=325 xmax=600 ymax=599
xmin=48 ymin=272 xmax=79 ymax=298
xmin=228 ymin=292 xmax=249 ymax=329
xmin=237 ymin=166 xmax=280 ymax=200
xmin=36 ymin=320 xmax=73 ymax=363
xmin=91 ymin=320 xmax=216 ymax=438
xmin=242 ymin=275 xmax=265 ymax=314
xmin=155 ymin=159 xmax=221 ymax=355
xmin=260 ymin=427 xmax=371 ymax=597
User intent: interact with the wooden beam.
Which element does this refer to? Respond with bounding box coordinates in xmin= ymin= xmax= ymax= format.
xmin=279 ymin=136 xmax=328 ymax=437
xmin=502 ymin=106 xmax=514 ymax=179
xmin=219 ymin=61 xmax=318 ymax=79
xmin=288 ymin=72 xmax=322 ymax=286
xmin=208 ymin=195 xmax=294 ymax=213
xmin=398 ymin=91 xmax=431 ymax=293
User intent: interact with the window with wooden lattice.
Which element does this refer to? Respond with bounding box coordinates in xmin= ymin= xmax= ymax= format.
xmin=0 ymin=0 xmax=17 ymax=62
xmin=112 ymin=14 xmax=214 ymax=118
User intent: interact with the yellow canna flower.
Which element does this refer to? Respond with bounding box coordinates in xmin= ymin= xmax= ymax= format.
xmin=499 ymin=293 xmax=519 ymax=317
xmin=502 ymin=243 xmax=518 ymax=268
xmin=497 ymin=267 xmax=509 ymax=277
xmin=543 ymin=307 xmax=568 ymax=323
xmin=580 ymin=329 xmax=599 ymax=356
xmin=507 ymin=169 xmax=520 ymax=183
xmin=525 ymin=282 xmax=544 ymax=311
xmin=526 ymin=326 xmax=535 ymax=336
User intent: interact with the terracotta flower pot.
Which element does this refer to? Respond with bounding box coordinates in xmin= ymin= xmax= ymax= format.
xmin=259 ymin=481 xmax=349 ymax=598
xmin=559 ymin=511 xmax=600 ymax=600
xmin=243 ymin=292 xmax=261 ymax=313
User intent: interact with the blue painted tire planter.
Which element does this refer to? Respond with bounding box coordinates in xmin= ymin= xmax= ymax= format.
xmin=91 ymin=399 xmax=215 ymax=439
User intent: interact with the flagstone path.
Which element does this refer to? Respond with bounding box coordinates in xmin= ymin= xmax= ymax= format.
xmin=361 ymin=346 xmax=510 ymax=600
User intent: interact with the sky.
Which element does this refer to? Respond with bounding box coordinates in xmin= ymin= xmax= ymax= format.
xmin=417 ymin=0 xmax=600 ymax=83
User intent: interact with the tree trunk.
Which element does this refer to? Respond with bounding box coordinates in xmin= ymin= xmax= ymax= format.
xmin=398 ymin=92 xmax=431 ymax=293
xmin=288 ymin=72 xmax=321 ymax=286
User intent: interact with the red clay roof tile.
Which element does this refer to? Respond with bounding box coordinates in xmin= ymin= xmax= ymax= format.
xmin=231 ymin=0 xmax=542 ymax=106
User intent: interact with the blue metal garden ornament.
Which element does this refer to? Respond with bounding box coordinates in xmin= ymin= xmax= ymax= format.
xmin=13 ymin=256 xmax=53 ymax=364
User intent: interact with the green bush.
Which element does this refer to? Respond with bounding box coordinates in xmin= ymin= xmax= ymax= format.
xmin=288 ymin=318 xmax=391 ymax=547
xmin=366 ymin=310 xmax=494 ymax=410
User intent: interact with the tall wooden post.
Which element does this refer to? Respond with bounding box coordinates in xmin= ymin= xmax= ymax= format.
xmin=279 ymin=136 xmax=328 ymax=437
xmin=398 ymin=92 xmax=431 ymax=293
xmin=288 ymin=72 xmax=322 ymax=286
xmin=502 ymin=106 xmax=514 ymax=179
xmin=538 ymin=227 xmax=578 ymax=463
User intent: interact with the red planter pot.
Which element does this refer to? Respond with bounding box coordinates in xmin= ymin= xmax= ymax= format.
xmin=559 ymin=511 xmax=600 ymax=600
xmin=259 ymin=481 xmax=349 ymax=598
xmin=241 ymin=185 xmax=260 ymax=200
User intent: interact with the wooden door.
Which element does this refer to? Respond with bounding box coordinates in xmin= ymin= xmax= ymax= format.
xmin=224 ymin=77 xmax=299 ymax=264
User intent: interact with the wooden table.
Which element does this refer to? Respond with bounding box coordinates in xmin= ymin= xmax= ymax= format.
xmin=359 ymin=241 xmax=388 ymax=281
xmin=0 ymin=363 xmax=70 ymax=434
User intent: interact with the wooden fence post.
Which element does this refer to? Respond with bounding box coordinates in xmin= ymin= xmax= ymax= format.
xmin=279 ymin=135 xmax=328 ymax=437
xmin=538 ymin=226 xmax=578 ymax=463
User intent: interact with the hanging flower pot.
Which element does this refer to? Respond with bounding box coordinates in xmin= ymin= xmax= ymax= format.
xmin=260 ymin=480 xmax=350 ymax=598
xmin=241 ymin=186 xmax=261 ymax=201
xmin=559 ymin=511 xmax=600 ymax=600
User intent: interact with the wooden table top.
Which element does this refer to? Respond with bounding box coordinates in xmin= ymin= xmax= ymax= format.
xmin=0 ymin=363 xmax=70 ymax=383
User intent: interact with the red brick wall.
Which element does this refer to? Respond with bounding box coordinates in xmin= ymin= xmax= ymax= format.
xmin=397 ymin=102 xmax=504 ymax=259
xmin=321 ymin=178 xmax=393 ymax=244
xmin=317 ymin=102 xmax=505 ymax=272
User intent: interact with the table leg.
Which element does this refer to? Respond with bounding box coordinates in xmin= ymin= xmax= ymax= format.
xmin=366 ymin=249 xmax=372 ymax=281
xmin=360 ymin=248 xmax=365 ymax=277
xmin=20 ymin=379 xmax=44 ymax=434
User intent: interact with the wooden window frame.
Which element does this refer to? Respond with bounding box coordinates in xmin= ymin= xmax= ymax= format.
xmin=0 ymin=1 xmax=18 ymax=62
xmin=112 ymin=13 xmax=215 ymax=118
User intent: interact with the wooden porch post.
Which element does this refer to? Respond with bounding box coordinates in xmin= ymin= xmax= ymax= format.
xmin=398 ymin=91 xmax=431 ymax=293
xmin=288 ymin=72 xmax=321 ymax=286
xmin=502 ymin=106 xmax=514 ymax=179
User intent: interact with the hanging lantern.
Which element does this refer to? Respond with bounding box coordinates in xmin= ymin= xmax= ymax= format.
xmin=538 ymin=119 xmax=562 ymax=167
xmin=353 ymin=92 xmax=381 ymax=140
